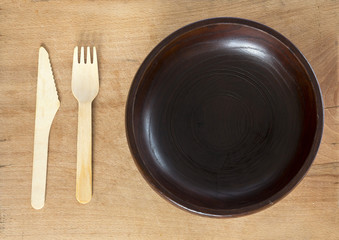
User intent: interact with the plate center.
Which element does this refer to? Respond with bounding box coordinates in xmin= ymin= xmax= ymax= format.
xmin=192 ymin=94 xmax=250 ymax=151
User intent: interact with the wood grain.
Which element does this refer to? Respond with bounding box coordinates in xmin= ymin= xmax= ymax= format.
xmin=0 ymin=0 xmax=338 ymax=239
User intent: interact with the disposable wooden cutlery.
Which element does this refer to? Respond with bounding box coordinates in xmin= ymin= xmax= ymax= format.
xmin=72 ymin=46 xmax=99 ymax=204
xmin=31 ymin=47 xmax=60 ymax=210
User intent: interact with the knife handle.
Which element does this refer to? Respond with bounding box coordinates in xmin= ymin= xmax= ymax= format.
xmin=76 ymin=102 xmax=92 ymax=204
xmin=31 ymin=125 xmax=50 ymax=210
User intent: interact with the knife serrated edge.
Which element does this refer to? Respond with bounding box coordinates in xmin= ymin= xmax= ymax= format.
xmin=45 ymin=48 xmax=59 ymax=101
xmin=38 ymin=46 xmax=59 ymax=102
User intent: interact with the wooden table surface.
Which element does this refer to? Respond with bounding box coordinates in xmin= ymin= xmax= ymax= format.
xmin=1 ymin=0 xmax=338 ymax=239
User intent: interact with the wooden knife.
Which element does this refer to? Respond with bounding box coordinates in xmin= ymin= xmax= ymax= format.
xmin=31 ymin=47 xmax=60 ymax=210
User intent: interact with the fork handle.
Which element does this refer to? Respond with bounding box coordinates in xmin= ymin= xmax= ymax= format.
xmin=76 ymin=102 xmax=92 ymax=204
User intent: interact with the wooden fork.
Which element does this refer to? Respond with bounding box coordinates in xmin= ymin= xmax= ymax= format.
xmin=72 ymin=46 xmax=99 ymax=204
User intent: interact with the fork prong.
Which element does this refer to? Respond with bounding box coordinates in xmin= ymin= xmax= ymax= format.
xmin=80 ymin=46 xmax=85 ymax=63
xmin=93 ymin=47 xmax=97 ymax=65
xmin=87 ymin=46 xmax=91 ymax=64
xmin=73 ymin=46 xmax=79 ymax=64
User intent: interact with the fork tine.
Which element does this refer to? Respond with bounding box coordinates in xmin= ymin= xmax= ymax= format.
xmin=93 ymin=47 xmax=97 ymax=66
xmin=73 ymin=46 xmax=78 ymax=64
xmin=87 ymin=46 xmax=91 ymax=64
xmin=80 ymin=46 xmax=85 ymax=63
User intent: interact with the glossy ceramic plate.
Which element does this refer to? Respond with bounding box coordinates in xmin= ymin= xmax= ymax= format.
xmin=126 ymin=18 xmax=323 ymax=217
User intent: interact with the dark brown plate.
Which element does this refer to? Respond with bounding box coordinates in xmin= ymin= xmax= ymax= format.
xmin=126 ymin=18 xmax=323 ymax=217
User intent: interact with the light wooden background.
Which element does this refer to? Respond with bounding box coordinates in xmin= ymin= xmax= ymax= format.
xmin=0 ymin=0 xmax=338 ymax=239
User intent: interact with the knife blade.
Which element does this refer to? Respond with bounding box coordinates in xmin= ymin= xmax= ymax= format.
xmin=31 ymin=46 xmax=60 ymax=210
